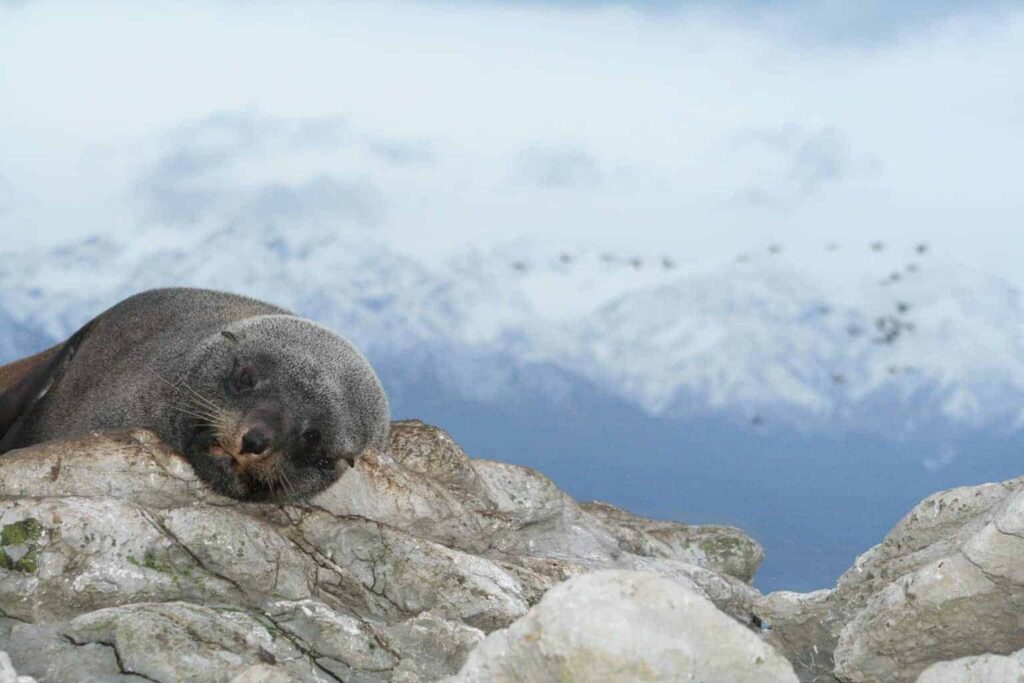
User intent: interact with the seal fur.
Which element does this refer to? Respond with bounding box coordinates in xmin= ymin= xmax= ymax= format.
xmin=0 ymin=288 xmax=390 ymax=501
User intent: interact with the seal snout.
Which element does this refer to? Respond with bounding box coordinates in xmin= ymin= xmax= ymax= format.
xmin=201 ymin=405 xmax=284 ymax=470
xmin=240 ymin=427 xmax=271 ymax=456
xmin=225 ymin=417 xmax=279 ymax=468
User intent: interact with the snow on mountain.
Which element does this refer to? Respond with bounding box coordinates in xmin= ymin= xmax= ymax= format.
xmin=544 ymin=261 xmax=1024 ymax=430
xmin=2 ymin=224 xmax=1024 ymax=434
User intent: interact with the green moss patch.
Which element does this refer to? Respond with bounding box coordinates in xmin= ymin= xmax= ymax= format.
xmin=127 ymin=549 xmax=176 ymax=574
xmin=1 ymin=518 xmax=43 ymax=546
xmin=0 ymin=518 xmax=45 ymax=573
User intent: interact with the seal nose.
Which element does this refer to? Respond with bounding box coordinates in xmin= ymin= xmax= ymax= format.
xmin=240 ymin=428 xmax=271 ymax=456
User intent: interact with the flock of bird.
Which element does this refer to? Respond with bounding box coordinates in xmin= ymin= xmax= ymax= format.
xmin=510 ymin=240 xmax=933 ymax=428
xmin=511 ymin=252 xmax=677 ymax=273
xmin=510 ymin=241 xmax=929 ymax=277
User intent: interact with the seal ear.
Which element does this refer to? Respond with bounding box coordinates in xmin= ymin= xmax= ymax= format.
xmin=0 ymin=319 xmax=96 ymax=452
xmin=221 ymin=330 xmax=239 ymax=344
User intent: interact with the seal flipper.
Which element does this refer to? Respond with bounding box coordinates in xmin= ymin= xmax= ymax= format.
xmin=0 ymin=319 xmax=96 ymax=453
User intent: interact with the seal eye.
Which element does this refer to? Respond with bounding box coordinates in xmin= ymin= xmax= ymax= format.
xmin=302 ymin=429 xmax=322 ymax=449
xmin=236 ymin=366 xmax=256 ymax=392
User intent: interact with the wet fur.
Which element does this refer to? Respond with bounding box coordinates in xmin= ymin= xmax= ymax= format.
xmin=0 ymin=288 xmax=390 ymax=501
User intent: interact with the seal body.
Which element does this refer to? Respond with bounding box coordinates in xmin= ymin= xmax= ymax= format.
xmin=0 ymin=288 xmax=390 ymax=501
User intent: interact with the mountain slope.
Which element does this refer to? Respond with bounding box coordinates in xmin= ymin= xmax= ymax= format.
xmin=2 ymin=227 xmax=1024 ymax=435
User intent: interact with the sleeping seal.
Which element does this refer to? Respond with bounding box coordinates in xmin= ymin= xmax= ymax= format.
xmin=0 ymin=288 xmax=390 ymax=502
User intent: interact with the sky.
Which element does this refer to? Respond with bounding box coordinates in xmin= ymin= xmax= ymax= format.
xmin=1 ymin=0 xmax=1023 ymax=279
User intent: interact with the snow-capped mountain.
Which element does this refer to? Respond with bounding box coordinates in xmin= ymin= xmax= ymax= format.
xmin=3 ymin=223 xmax=1023 ymax=436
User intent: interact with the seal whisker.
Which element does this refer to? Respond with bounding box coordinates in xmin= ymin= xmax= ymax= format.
xmin=179 ymin=383 xmax=222 ymax=413
xmin=169 ymin=413 xmax=231 ymax=445
xmin=152 ymin=369 xmax=222 ymax=414
xmin=279 ymin=469 xmax=297 ymax=499
xmin=168 ymin=400 xmax=225 ymax=426
xmin=151 ymin=369 xmax=228 ymax=419
xmin=167 ymin=404 xmax=220 ymax=423
xmin=184 ymin=398 xmax=227 ymax=423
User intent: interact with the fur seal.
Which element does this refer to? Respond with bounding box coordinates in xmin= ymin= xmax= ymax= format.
xmin=0 ymin=288 xmax=390 ymax=502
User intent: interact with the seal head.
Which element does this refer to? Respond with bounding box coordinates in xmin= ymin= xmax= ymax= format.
xmin=173 ymin=315 xmax=389 ymax=502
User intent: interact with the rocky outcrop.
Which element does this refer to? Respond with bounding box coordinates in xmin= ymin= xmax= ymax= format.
xmin=448 ymin=570 xmax=797 ymax=683
xmin=757 ymin=476 xmax=1024 ymax=683
xmin=6 ymin=418 xmax=1024 ymax=683
xmin=579 ymin=500 xmax=764 ymax=582
xmin=0 ymin=421 xmax=767 ymax=682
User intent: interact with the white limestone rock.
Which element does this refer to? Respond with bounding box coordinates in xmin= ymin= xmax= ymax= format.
xmin=916 ymin=647 xmax=1024 ymax=682
xmin=448 ymin=570 xmax=798 ymax=683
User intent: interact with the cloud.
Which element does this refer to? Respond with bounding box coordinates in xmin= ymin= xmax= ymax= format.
xmin=368 ymin=140 xmax=435 ymax=166
xmin=245 ymin=175 xmax=383 ymax=226
xmin=923 ymin=443 xmax=958 ymax=471
xmin=789 ymin=128 xmax=846 ymax=193
xmin=728 ymin=125 xmax=865 ymax=208
xmin=142 ymin=112 xmax=307 ymax=223
xmin=463 ymin=0 xmax=1016 ymax=47
xmin=138 ymin=111 xmax=380 ymax=228
xmin=514 ymin=145 xmax=603 ymax=189
xmin=1 ymin=1 xmax=1023 ymax=275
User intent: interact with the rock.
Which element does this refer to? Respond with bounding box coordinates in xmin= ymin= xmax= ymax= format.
xmin=64 ymin=602 xmax=313 ymax=682
xmin=834 ymin=553 xmax=1022 ymax=683
xmin=757 ymin=589 xmax=836 ymax=681
xmin=382 ymin=613 xmax=484 ymax=682
xmin=447 ymin=570 xmax=798 ymax=682
xmin=11 ymin=418 xmax=1024 ymax=682
xmin=266 ymin=599 xmax=399 ymax=675
xmin=1 ymin=619 xmax=147 ymax=683
xmin=916 ymin=648 xmax=1024 ymax=683
xmin=581 ymin=500 xmax=764 ymax=582
xmin=0 ymin=422 xmax=766 ymax=682
xmin=295 ymin=513 xmax=529 ymax=631
xmin=757 ymin=476 xmax=1024 ymax=683
xmin=0 ymin=650 xmax=35 ymax=683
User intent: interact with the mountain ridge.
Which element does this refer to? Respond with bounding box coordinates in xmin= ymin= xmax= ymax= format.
xmin=3 ymin=225 xmax=1022 ymax=436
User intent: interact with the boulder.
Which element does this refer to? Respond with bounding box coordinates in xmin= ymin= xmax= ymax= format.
xmin=756 ymin=476 xmax=1024 ymax=683
xmin=915 ymin=648 xmax=1024 ymax=683
xmin=447 ymin=570 xmax=798 ymax=682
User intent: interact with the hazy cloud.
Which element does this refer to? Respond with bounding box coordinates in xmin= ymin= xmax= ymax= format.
xmin=466 ymin=0 xmax=1015 ymax=47
xmin=514 ymin=145 xmax=603 ymax=189
xmin=368 ymin=140 xmax=435 ymax=166
xmin=245 ymin=175 xmax=383 ymax=226
xmin=923 ymin=443 xmax=958 ymax=471
xmin=1 ymin=1 xmax=1022 ymax=272
xmin=729 ymin=125 xmax=862 ymax=208
xmin=139 ymin=111 xmax=380 ymax=228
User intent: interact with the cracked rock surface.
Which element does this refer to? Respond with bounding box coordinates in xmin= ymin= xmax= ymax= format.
xmin=0 ymin=421 xmax=766 ymax=682
xmin=756 ymin=476 xmax=1024 ymax=683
